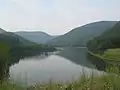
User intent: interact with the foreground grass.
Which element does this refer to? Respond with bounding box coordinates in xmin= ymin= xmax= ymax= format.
xmin=27 ymin=74 xmax=120 ymax=90
xmin=1 ymin=74 xmax=120 ymax=90
xmin=0 ymin=82 xmax=25 ymax=90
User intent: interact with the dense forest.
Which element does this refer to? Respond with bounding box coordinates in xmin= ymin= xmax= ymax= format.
xmin=87 ymin=21 xmax=120 ymax=53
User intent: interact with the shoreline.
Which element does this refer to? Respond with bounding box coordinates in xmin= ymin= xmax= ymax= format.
xmin=87 ymin=49 xmax=120 ymax=66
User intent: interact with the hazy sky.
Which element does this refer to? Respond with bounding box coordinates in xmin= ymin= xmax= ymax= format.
xmin=0 ymin=0 xmax=120 ymax=35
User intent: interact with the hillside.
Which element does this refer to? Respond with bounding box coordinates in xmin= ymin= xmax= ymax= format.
xmin=48 ymin=21 xmax=117 ymax=46
xmin=0 ymin=32 xmax=35 ymax=46
xmin=0 ymin=28 xmax=5 ymax=33
xmin=16 ymin=31 xmax=57 ymax=44
xmin=0 ymin=28 xmax=36 ymax=46
xmin=87 ymin=21 xmax=120 ymax=53
xmin=0 ymin=29 xmax=56 ymax=58
xmin=0 ymin=33 xmax=21 ymax=47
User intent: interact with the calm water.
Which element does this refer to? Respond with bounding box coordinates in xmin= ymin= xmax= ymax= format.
xmin=9 ymin=47 xmax=103 ymax=86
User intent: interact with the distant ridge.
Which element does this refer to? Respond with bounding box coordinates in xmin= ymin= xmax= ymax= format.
xmin=48 ymin=21 xmax=117 ymax=46
xmin=16 ymin=31 xmax=58 ymax=44
xmin=0 ymin=28 xmax=35 ymax=46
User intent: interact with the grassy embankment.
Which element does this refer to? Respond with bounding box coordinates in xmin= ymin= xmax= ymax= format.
xmin=102 ymin=49 xmax=120 ymax=62
xmin=88 ymin=48 xmax=120 ymax=63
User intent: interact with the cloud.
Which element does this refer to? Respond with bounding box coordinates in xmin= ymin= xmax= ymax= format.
xmin=0 ymin=0 xmax=120 ymax=35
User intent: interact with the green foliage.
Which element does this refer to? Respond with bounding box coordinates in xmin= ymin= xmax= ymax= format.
xmin=0 ymin=82 xmax=25 ymax=90
xmin=0 ymin=42 xmax=10 ymax=81
xmin=0 ymin=42 xmax=10 ymax=60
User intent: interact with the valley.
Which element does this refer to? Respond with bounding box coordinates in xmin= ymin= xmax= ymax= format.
xmin=0 ymin=21 xmax=120 ymax=90
xmin=0 ymin=0 xmax=120 ymax=89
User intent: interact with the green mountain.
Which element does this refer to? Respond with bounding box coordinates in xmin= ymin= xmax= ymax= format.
xmin=16 ymin=31 xmax=57 ymax=44
xmin=0 ymin=32 xmax=35 ymax=46
xmin=0 ymin=29 xmax=56 ymax=57
xmin=87 ymin=21 xmax=120 ymax=53
xmin=48 ymin=21 xmax=117 ymax=46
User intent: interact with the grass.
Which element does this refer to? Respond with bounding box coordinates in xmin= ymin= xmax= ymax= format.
xmin=102 ymin=48 xmax=120 ymax=62
xmin=0 ymin=82 xmax=25 ymax=90
xmin=1 ymin=72 xmax=120 ymax=90
xmin=26 ymin=74 xmax=120 ymax=90
xmin=88 ymin=48 xmax=120 ymax=62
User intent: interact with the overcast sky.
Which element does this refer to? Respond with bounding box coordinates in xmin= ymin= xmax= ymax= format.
xmin=0 ymin=0 xmax=120 ymax=35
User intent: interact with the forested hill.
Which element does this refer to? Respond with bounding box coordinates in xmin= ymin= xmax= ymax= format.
xmin=87 ymin=21 xmax=120 ymax=53
xmin=48 ymin=21 xmax=117 ymax=46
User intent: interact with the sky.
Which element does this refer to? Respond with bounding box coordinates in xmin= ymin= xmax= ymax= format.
xmin=0 ymin=0 xmax=120 ymax=35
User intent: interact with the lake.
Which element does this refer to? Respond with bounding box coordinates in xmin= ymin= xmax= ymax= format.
xmin=9 ymin=47 xmax=104 ymax=86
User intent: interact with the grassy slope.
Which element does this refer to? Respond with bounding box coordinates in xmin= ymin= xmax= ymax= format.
xmin=88 ymin=48 xmax=120 ymax=62
xmin=102 ymin=49 xmax=120 ymax=62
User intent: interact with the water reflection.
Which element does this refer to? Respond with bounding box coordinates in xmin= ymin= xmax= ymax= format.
xmin=10 ymin=55 xmax=103 ymax=86
xmin=87 ymin=53 xmax=107 ymax=71
xmin=0 ymin=52 xmax=51 ymax=82
xmin=57 ymin=47 xmax=95 ymax=68
xmin=9 ymin=47 xmax=105 ymax=86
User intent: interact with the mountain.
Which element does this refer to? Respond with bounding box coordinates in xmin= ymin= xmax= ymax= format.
xmin=0 ymin=29 xmax=56 ymax=52
xmin=0 ymin=29 xmax=56 ymax=65
xmin=0 ymin=32 xmax=22 ymax=46
xmin=15 ymin=31 xmax=57 ymax=44
xmin=48 ymin=21 xmax=117 ymax=46
xmin=0 ymin=28 xmax=35 ymax=46
xmin=0 ymin=32 xmax=36 ymax=46
xmin=0 ymin=28 xmax=5 ymax=33
xmin=87 ymin=21 xmax=120 ymax=53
